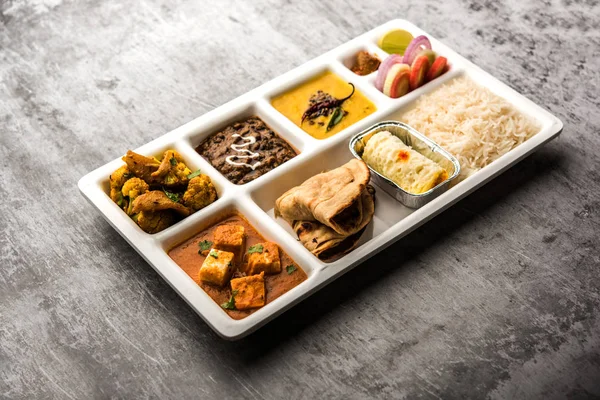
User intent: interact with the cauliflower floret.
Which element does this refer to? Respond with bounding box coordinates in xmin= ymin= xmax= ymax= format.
xmin=151 ymin=150 xmax=192 ymax=187
xmin=166 ymin=161 xmax=192 ymax=186
xmin=182 ymin=175 xmax=218 ymax=211
xmin=109 ymin=165 xmax=132 ymax=208
xmin=122 ymin=177 xmax=149 ymax=199
xmin=121 ymin=177 xmax=149 ymax=215
xmin=135 ymin=211 xmax=176 ymax=234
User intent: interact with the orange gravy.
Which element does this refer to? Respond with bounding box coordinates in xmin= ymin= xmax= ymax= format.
xmin=168 ymin=214 xmax=307 ymax=319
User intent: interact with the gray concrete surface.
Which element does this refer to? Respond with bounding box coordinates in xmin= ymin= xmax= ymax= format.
xmin=1 ymin=0 xmax=599 ymax=398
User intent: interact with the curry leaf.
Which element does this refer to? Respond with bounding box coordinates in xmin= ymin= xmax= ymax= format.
xmin=169 ymin=156 xmax=177 ymax=166
xmin=326 ymin=107 xmax=344 ymax=132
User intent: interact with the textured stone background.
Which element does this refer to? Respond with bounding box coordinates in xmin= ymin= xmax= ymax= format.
xmin=1 ymin=0 xmax=599 ymax=398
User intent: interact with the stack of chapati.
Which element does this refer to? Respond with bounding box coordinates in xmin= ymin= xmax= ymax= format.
xmin=275 ymin=159 xmax=375 ymax=262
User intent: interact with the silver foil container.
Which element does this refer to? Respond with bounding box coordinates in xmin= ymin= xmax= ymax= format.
xmin=349 ymin=121 xmax=460 ymax=209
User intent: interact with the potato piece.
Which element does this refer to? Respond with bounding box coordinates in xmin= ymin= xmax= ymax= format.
xmin=198 ymin=249 xmax=235 ymax=287
xmin=131 ymin=191 xmax=191 ymax=217
xmin=122 ymin=150 xmax=160 ymax=182
xmin=230 ymin=272 xmax=265 ymax=310
xmin=213 ymin=225 xmax=245 ymax=265
xmin=245 ymin=242 xmax=281 ymax=275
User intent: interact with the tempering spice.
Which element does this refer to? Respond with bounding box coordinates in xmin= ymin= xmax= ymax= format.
xmin=301 ymin=82 xmax=355 ymax=131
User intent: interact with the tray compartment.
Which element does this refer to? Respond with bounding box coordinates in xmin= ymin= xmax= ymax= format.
xmin=183 ymin=101 xmax=307 ymax=187
xmin=365 ymin=21 xmax=466 ymax=102
xmin=249 ymin=138 xmax=417 ymax=263
xmin=97 ymin=140 xmax=226 ymax=235
xmin=267 ymin=66 xmax=381 ymax=141
xmin=155 ymin=197 xmax=317 ymax=323
xmin=338 ymin=41 xmax=388 ymax=78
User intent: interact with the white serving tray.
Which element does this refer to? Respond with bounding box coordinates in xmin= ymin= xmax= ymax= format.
xmin=78 ymin=19 xmax=563 ymax=340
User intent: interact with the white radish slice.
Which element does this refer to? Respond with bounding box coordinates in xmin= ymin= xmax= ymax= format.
xmin=383 ymin=64 xmax=411 ymax=98
xmin=375 ymin=54 xmax=404 ymax=91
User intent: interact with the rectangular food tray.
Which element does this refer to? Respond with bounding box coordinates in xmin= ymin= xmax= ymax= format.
xmin=78 ymin=19 xmax=563 ymax=340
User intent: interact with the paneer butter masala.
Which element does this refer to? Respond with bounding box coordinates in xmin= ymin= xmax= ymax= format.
xmin=168 ymin=214 xmax=307 ymax=319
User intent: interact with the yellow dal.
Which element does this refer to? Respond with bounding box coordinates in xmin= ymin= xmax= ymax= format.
xmin=271 ymin=72 xmax=376 ymax=140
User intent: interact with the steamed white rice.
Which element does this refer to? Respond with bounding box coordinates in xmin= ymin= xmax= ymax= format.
xmin=399 ymin=76 xmax=540 ymax=181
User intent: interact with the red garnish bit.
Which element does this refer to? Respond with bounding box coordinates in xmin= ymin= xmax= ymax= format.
xmin=397 ymin=150 xmax=410 ymax=162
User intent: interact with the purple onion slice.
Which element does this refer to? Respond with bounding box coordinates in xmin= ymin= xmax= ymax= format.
xmin=402 ymin=35 xmax=432 ymax=66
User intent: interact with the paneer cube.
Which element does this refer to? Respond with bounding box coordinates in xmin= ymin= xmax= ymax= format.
xmin=198 ymin=249 xmax=235 ymax=287
xmin=244 ymin=242 xmax=281 ymax=275
xmin=213 ymin=225 xmax=246 ymax=265
xmin=230 ymin=272 xmax=265 ymax=310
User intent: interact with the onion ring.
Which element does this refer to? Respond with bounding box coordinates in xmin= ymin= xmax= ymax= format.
xmin=402 ymin=35 xmax=432 ymax=65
